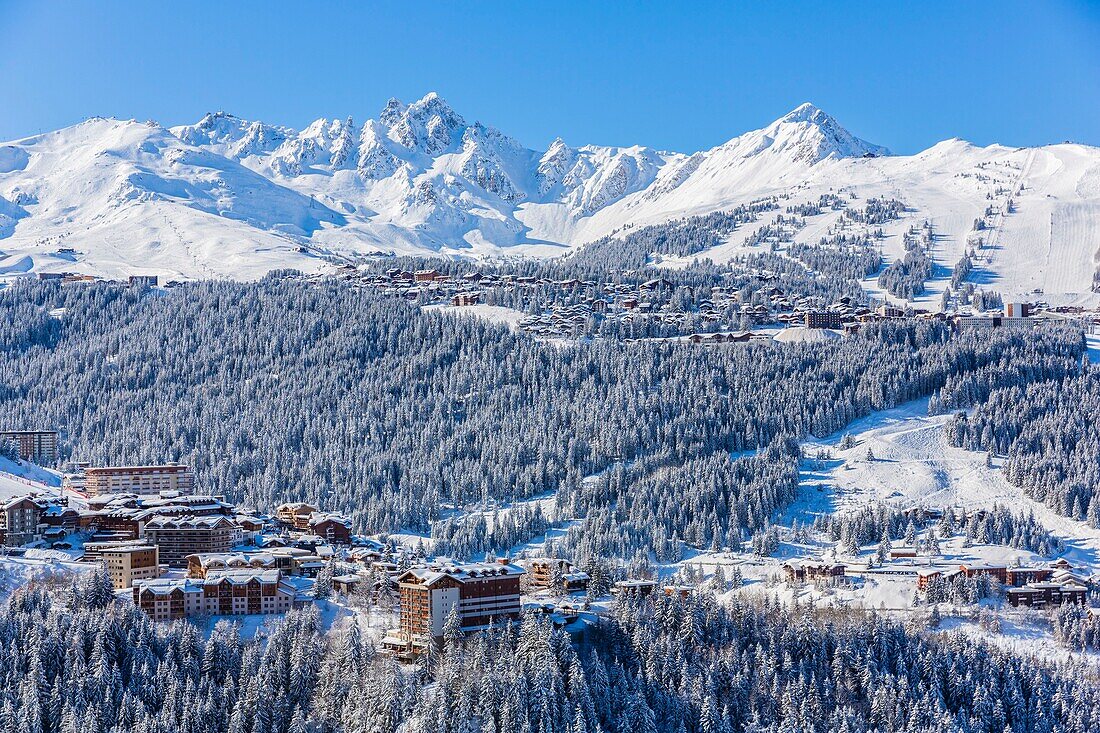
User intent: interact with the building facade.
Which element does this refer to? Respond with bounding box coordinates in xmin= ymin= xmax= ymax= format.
xmin=101 ymin=544 xmax=160 ymax=589
xmin=142 ymin=516 xmax=241 ymax=565
xmin=1 ymin=496 xmax=47 ymax=546
xmin=1007 ymin=583 xmax=1087 ymax=608
xmin=804 ymin=311 xmax=844 ymax=330
xmin=781 ymin=561 xmax=846 ymax=583
xmin=83 ymin=465 xmax=195 ymax=497
xmin=0 ymin=431 xmax=58 ymax=464
xmin=1005 ymin=567 xmax=1054 ymax=587
xmin=308 ymin=513 xmax=352 ymax=543
xmin=275 ymin=502 xmax=318 ymax=530
xmin=388 ymin=561 xmax=524 ymax=652
xmin=132 ymin=570 xmax=296 ymax=621
xmin=958 ymin=563 xmax=1008 ymax=584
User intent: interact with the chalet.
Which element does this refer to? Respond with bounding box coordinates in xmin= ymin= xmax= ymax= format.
xmin=613 ymin=579 xmax=657 ymax=597
xmin=562 ymin=570 xmax=590 ymax=593
xmin=413 ymin=269 xmax=442 ymax=283
xmin=1 ymin=496 xmax=49 ymax=546
xmin=889 ymin=547 xmax=918 ymax=560
xmin=308 ymin=512 xmax=352 ymax=544
xmin=663 ymin=585 xmax=694 ymax=599
xmin=41 ymin=504 xmax=80 ymax=530
xmin=333 ymin=574 xmax=364 ymax=594
xmin=523 ymin=558 xmax=571 ymax=589
xmin=275 ymin=502 xmax=318 ymax=530
xmin=234 ymin=515 xmax=266 ymax=533
xmin=1050 ymin=570 xmax=1089 ymax=590
xmin=782 ymin=560 xmax=845 ymax=583
xmin=451 ymin=291 xmax=481 ymax=307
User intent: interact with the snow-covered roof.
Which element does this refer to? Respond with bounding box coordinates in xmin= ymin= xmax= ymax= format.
xmin=308 ymin=511 xmax=351 ymax=527
xmin=144 ymin=515 xmax=238 ymax=530
xmin=399 ymin=561 xmax=524 ymax=586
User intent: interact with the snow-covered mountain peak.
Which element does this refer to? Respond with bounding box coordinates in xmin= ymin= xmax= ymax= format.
xmin=779 ymin=102 xmax=827 ymax=124
xmin=174 ymin=112 xmax=294 ymax=160
xmin=5 ymin=95 xmax=1100 ymax=302
xmin=746 ymin=103 xmax=891 ymax=163
xmin=695 ymin=103 xmax=891 ymax=168
xmin=379 ymin=92 xmax=468 ymax=156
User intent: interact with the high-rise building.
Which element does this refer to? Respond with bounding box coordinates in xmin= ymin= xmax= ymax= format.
xmin=0 ymin=431 xmax=58 ymax=464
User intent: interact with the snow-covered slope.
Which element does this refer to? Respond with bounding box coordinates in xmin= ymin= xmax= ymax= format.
xmin=1 ymin=94 xmax=1098 ymax=299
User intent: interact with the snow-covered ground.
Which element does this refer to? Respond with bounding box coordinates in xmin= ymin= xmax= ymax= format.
xmin=791 ymin=398 xmax=1100 ymax=566
xmin=937 ymin=615 xmax=1100 ymax=667
xmin=0 ymin=455 xmax=63 ymax=501
xmin=0 ymin=552 xmax=92 ymax=599
xmin=2 ymin=95 xmax=1098 ymax=304
xmin=421 ymin=303 xmax=526 ymax=330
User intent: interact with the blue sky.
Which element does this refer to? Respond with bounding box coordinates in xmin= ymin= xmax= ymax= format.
xmin=1 ymin=1 xmax=1098 ymax=153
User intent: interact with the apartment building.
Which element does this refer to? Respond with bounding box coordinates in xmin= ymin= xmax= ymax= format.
xmin=1005 ymin=567 xmax=1054 ymax=587
xmin=83 ymin=464 xmax=194 ymax=497
xmin=804 ymin=311 xmax=844 ymax=330
xmin=128 ymin=275 xmax=159 ymax=288
xmin=958 ymin=563 xmax=1009 ymax=584
xmin=0 ymin=430 xmax=58 ymax=464
xmin=0 ymin=496 xmax=48 ymax=546
xmin=142 ymin=516 xmax=241 ymax=565
xmin=1007 ymin=583 xmax=1088 ymax=608
xmin=131 ymin=570 xmax=296 ymax=621
xmin=386 ymin=561 xmax=524 ymax=653
xmin=101 ymin=544 xmax=160 ymax=589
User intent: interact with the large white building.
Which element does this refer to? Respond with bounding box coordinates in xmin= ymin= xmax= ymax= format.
xmin=82 ymin=464 xmax=194 ymax=497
